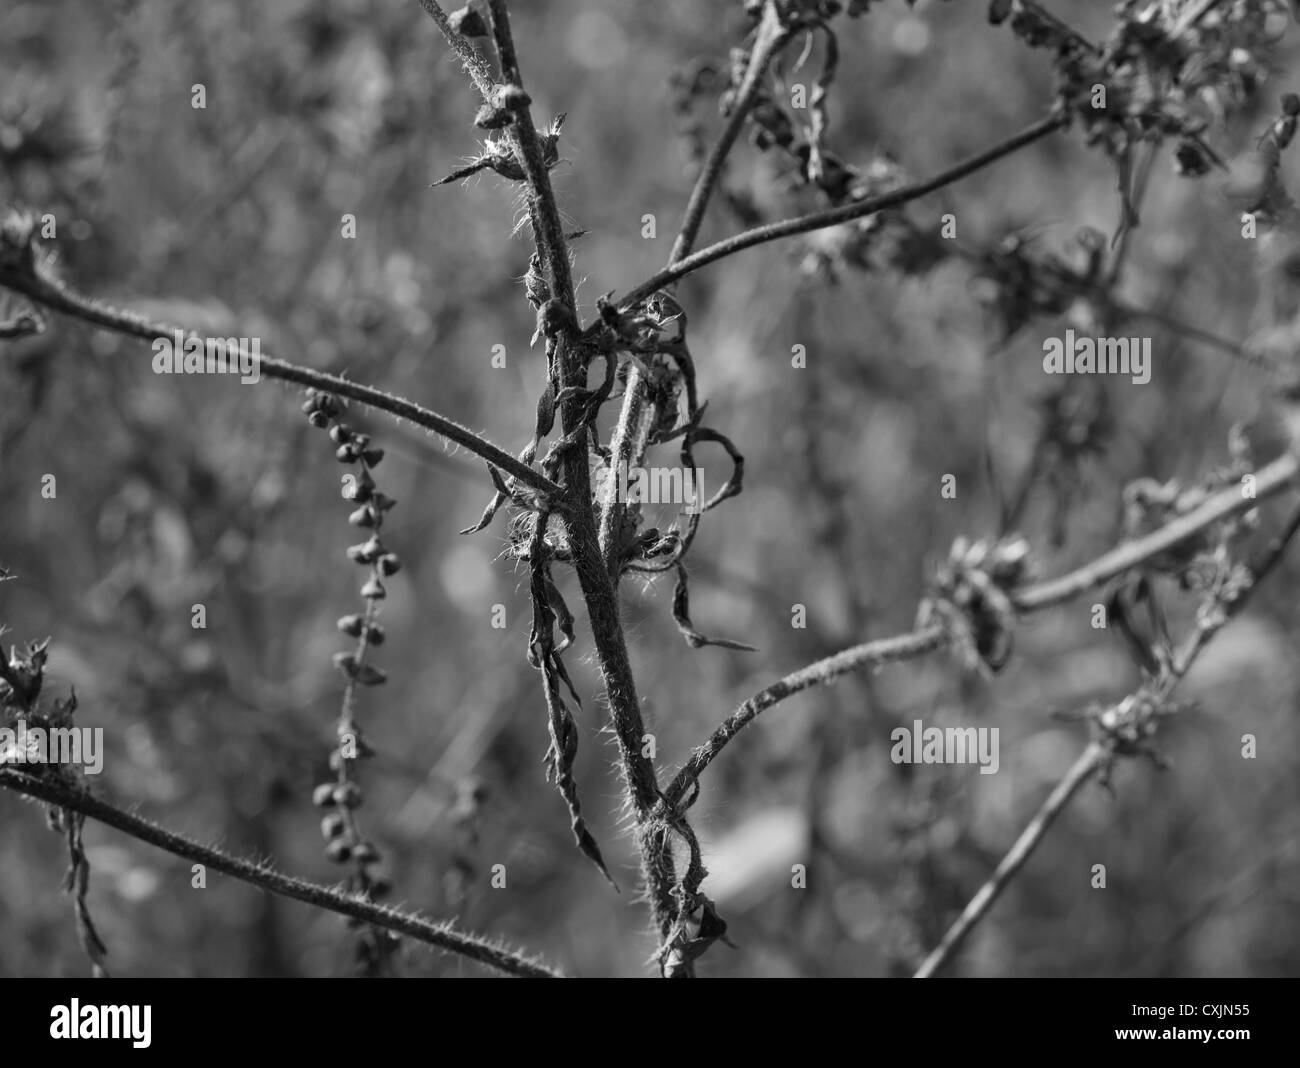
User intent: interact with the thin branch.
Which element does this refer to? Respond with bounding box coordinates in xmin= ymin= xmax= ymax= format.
xmin=0 ymin=769 xmax=561 ymax=978
xmin=413 ymin=0 xmax=497 ymax=101
xmin=912 ymin=743 xmax=1106 ymax=978
xmin=0 ymin=264 xmax=566 ymax=501
xmin=668 ymin=2 xmax=791 ymax=265
xmin=665 ymin=626 xmax=948 ymax=805
xmin=1016 ymin=450 xmax=1298 ymax=610
xmin=666 ymin=449 xmax=1300 ymax=803
xmin=617 ymin=111 xmax=1068 ymax=308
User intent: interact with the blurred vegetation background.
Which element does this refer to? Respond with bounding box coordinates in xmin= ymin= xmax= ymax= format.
xmin=2 ymin=0 xmax=1300 ymax=977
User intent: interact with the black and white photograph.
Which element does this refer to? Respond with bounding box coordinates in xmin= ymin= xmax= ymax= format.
xmin=0 ymin=0 xmax=1296 ymax=1020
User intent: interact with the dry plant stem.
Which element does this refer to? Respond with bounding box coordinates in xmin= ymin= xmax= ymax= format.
xmin=619 ymin=111 xmax=1069 ymax=308
xmin=0 ymin=269 xmax=564 ymax=500
xmin=668 ymin=1 xmax=790 ymax=265
xmin=912 ymin=743 xmax=1107 ymax=979
xmin=667 ymin=449 xmax=1300 ymax=803
xmin=434 ymin=0 xmax=680 ymax=939
xmin=1017 ymin=450 xmax=1299 ymax=610
xmin=598 ymin=378 xmax=654 ymax=574
xmin=0 ymin=769 xmax=561 ymax=978
xmin=413 ymin=0 xmax=497 ymax=99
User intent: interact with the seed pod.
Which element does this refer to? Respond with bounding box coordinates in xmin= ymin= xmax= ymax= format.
xmin=476 ymin=102 xmax=512 ymax=130
xmin=321 ymin=813 xmax=347 ymax=839
xmin=302 ymin=396 xmax=322 ymax=414
xmin=360 ymin=577 xmax=386 ymax=600
xmin=356 ymin=664 xmax=387 ymax=686
xmin=351 ymin=841 xmax=379 ymax=864
xmin=362 ymin=447 xmax=385 ymax=467
xmin=329 ymin=424 xmax=353 ymax=445
xmin=371 ymin=492 xmax=397 ymax=513
xmin=307 ymin=411 xmax=330 ymax=429
xmin=336 ymin=444 xmax=360 ymax=463
xmin=346 ymin=543 xmax=372 ymax=564
xmin=332 ymin=652 xmax=360 ymax=677
xmin=333 ymin=782 xmax=363 ymax=809
xmin=312 ymin=782 xmax=337 ymax=808
xmin=337 ymin=614 xmax=364 ymax=637
xmin=348 ymin=505 xmax=377 ymax=528
xmin=364 ymin=623 xmax=385 ymax=645
xmin=449 ymin=5 xmax=489 ymax=37
xmin=377 ymin=554 xmax=401 ymax=577
xmin=325 ymin=839 xmax=353 ymax=863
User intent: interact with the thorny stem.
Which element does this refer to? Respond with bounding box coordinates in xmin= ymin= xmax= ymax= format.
xmin=0 ymin=266 xmax=567 ymax=501
xmin=417 ymin=0 xmax=682 ymax=946
xmin=618 ymin=111 xmax=1069 ymax=309
xmin=666 ymin=450 xmax=1300 ymax=804
xmin=0 ymin=768 xmax=562 ymax=978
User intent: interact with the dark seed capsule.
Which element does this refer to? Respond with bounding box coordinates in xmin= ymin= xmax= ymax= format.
xmin=312 ymin=783 xmax=336 ymax=808
xmin=336 ymin=444 xmax=360 ymax=463
xmin=346 ymin=543 xmax=371 ymax=564
xmin=334 ymin=782 xmax=363 ymax=809
xmin=378 ymin=554 xmax=401 ymax=577
xmin=449 ymin=6 xmax=489 ymax=36
xmin=338 ymin=614 xmax=364 ymax=636
xmin=325 ymin=839 xmax=353 ymax=863
xmin=329 ymin=424 xmax=353 ymax=445
xmin=362 ymin=536 xmax=385 ymax=558
xmin=348 ymin=506 xmax=377 ymax=528
xmin=362 ymin=447 xmax=385 ymax=466
xmin=302 ymin=397 xmax=322 ymax=414
xmin=318 ymin=395 xmax=342 ymax=417
xmin=360 ymin=577 xmax=386 ymax=600
xmin=332 ymin=652 xmax=359 ymax=677
xmin=352 ymin=841 xmax=379 ymax=864
xmin=356 ymin=664 xmax=387 ymax=686
xmin=364 ymin=623 xmax=385 ymax=645
xmin=321 ymin=813 xmax=347 ymax=839
xmin=307 ymin=411 xmax=331 ymax=429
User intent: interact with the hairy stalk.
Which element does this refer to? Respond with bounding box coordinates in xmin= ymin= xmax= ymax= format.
xmin=0 ymin=768 xmax=561 ymax=978
xmin=0 ymin=265 xmax=565 ymax=500
xmin=418 ymin=0 xmax=682 ymax=944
